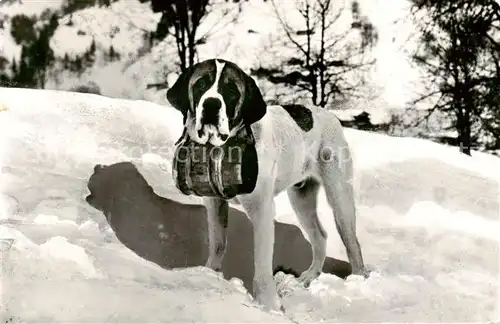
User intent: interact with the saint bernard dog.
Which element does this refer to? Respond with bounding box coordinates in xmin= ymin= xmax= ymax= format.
xmin=167 ymin=58 xmax=369 ymax=311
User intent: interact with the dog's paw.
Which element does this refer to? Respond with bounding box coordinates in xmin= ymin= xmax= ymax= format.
xmin=204 ymin=259 xmax=222 ymax=273
xmin=254 ymin=281 xmax=282 ymax=313
xmin=352 ymin=266 xmax=371 ymax=279
xmin=256 ymin=292 xmax=282 ymax=313
xmin=298 ymin=269 xmax=321 ymax=288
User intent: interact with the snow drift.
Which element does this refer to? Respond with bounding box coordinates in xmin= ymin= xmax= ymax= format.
xmin=0 ymin=87 xmax=499 ymax=322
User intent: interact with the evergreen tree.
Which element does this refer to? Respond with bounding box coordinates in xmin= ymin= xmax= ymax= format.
xmin=0 ymin=73 xmax=11 ymax=87
xmin=10 ymin=14 xmax=36 ymax=45
xmin=8 ymin=12 xmax=59 ymax=89
xmin=108 ymin=45 xmax=119 ymax=61
xmin=89 ymin=38 xmax=96 ymax=55
xmin=30 ymin=27 xmax=55 ymax=88
xmin=84 ymin=39 xmax=97 ymax=68
xmin=16 ymin=46 xmax=36 ymax=88
xmin=0 ymin=56 xmax=8 ymax=71
xmin=109 ymin=45 xmax=115 ymax=59
xmin=48 ymin=13 xmax=59 ymax=31
xmin=410 ymin=0 xmax=500 ymax=155
xmin=63 ymin=53 xmax=70 ymax=69
xmin=11 ymin=59 xmax=17 ymax=76
xmin=73 ymin=55 xmax=83 ymax=73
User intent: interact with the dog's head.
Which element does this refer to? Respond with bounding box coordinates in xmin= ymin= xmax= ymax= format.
xmin=86 ymin=162 xmax=153 ymax=212
xmin=166 ymin=59 xmax=267 ymax=146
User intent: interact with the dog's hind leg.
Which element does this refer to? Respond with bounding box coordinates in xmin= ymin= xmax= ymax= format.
xmin=203 ymin=197 xmax=229 ymax=272
xmin=319 ymin=154 xmax=368 ymax=277
xmin=287 ymin=178 xmax=327 ymax=287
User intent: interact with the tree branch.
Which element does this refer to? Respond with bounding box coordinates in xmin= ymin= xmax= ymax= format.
xmin=271 ymin=0 xmax=309 ymax=58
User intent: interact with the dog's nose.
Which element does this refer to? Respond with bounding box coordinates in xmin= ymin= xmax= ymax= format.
xmin=201 ymin=97 xmax=222 ymax=126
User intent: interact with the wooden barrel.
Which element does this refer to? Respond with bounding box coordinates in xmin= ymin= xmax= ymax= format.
xmin=172 ymin=126 xmax=258 ymax=199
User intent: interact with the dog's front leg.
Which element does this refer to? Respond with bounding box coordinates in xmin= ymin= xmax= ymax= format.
xmin=241 ymin=195 xmax=282 ymax=312
xmin=203 ymin=197 xmax=229 ymax=272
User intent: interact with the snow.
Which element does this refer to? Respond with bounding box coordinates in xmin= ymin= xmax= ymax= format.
xmin=345 ymin=127 xmax=500 ymax=181
xmin=1 ymin=87 xmax=499 ymax=322
xmin=51 ymin=1 xmax=161 ymax=59
xmin=50 ymin=25 xmax=95 ymax=58
xmin=2 ymin=227 xmax=286 ymax=323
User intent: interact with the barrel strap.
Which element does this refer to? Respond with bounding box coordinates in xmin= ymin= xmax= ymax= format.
xmin=174 ymin=127 xmax=188 ymax=146
xmin=244 ymin=124 xmax=256 ymax=145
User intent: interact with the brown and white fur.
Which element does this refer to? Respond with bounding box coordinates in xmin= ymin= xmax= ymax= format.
xmin=167 ymin=58 xmax=369 ymax=312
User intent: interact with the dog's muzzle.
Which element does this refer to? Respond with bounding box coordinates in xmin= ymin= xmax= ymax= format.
xmin=192 ymin=96 xmax=231 ymax=145
xmin=200 ymin=97 xmax=221 ymax=126
xmin=172 ymin=125 xmax=258 ymax=199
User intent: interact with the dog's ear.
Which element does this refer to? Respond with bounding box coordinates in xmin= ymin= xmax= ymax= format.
xmin=166 ymin=67 xmax=194 ymax=121
xmin=241 ymin=74 xmax=267 ymax=126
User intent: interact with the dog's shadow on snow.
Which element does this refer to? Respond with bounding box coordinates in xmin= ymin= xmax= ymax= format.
xmin=85 ymin=162 xmax=352 ymax=291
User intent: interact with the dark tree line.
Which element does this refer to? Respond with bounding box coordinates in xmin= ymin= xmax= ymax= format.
xmin=7 ymin=14 xmax=60 ymax=88
xmin=0 ymin=11 xmax=120 ymax=89
xmin=62 ymin=0 xmax=114 ymax=14
xmin=409 ymin=0 xmax=500 ymax=155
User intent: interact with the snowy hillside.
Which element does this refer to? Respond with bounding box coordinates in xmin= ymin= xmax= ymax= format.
xmin=1 ymin=88 xmax=498 ymax=322
xmin=0 ymin=0 xmax=417 ymax=115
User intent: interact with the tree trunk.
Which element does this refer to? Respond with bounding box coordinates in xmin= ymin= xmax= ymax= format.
xmin=462 ymin=63 xmax=475 ymax=156
xmin=318 ymin=1 xmax=327 ymax=108
xmin=188 ymin=31 xmax=196 ymax=68
xmin=309 ymin=71 xmax=318 ymax=106
xmin=458 ymin=126 xmax=472 ymax=155
xmin=178 ymin=28 xmax=187 ymax=72
xmin=456 ymin=108 xmax=472 ymax=156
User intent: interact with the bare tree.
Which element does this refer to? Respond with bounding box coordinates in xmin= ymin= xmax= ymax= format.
xmin=267 ymin=0 xmax=378 ymax=107
xmin=151 ymin=0 xmax=239 ymax=73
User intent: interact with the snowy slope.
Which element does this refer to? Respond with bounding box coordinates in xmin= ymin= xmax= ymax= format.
xmin=1 ymin=88 xmax=499 ymax=322
xmin=1 ymin=0 xmax=417 ymax=116
xmin=0 ymin=88 xmax=290 ymax=323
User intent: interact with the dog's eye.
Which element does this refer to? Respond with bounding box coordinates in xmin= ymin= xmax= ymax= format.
xmin=195 ymin=75 xmax=212 ymax=93
xmin=222 ymin=81 xmax=241 ymax=119
xmin=192 ymin=75 xmax=213 ymax=109
xmin=225 ymin=82 xmax=240 ymax=100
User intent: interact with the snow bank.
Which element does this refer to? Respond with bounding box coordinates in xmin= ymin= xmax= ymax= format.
xmin=1 ymin=225 xmax=289 ymax=323
xmin=0 ymin=88 xmax=498 ymax=322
